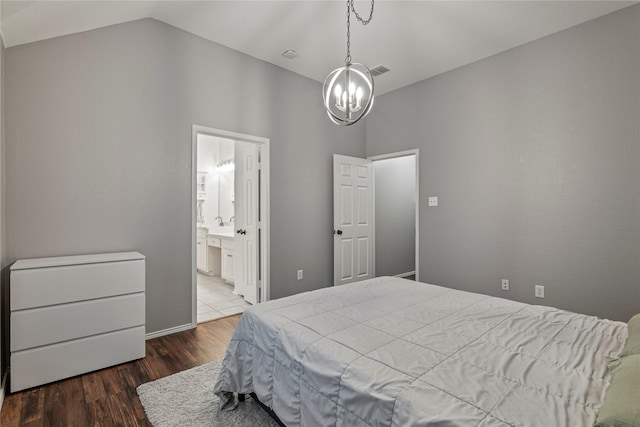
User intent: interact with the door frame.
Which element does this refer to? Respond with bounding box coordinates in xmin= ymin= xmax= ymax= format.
xmin=368 ymin=149 xmax=420 ymax=282
xmin=191 ymin=125 xmax=270 ymax=327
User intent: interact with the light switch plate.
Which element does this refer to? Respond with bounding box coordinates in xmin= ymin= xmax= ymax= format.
xmin=535 ymin=285 xmax=545 ymax=298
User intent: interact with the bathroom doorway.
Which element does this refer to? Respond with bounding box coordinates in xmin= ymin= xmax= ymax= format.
xmin=191 ymin=125 xmax=270 ymax=325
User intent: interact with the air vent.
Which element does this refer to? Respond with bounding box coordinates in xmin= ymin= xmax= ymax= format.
xmin=282 ymin=49 xmax=298 ymax=59
xmin=370 ymin=64 xmax=390 ymax=77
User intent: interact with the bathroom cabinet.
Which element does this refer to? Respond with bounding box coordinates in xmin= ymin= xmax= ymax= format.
xmin=221 ymin=244 xmax=234 ymax=283
xmin=196 ymin=171 xmax=207 ymax=199
xmin=197 ymin=228 xmax=233 ymax=282
xmin=197 ymin=237 xmax=208 ymax=271
xmin=221 ymin=239 xmax=234 ymax=283
xmin=196 ymin=227 xmax=210 ymax=273
xmin=205 ymin=236 xmax=222 ymax=276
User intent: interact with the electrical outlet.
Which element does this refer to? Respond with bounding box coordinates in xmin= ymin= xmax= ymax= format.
xmin=428 ymin=196 xmax=439 ymax=207
xmin=501 ymin=279 xmax=510 ymax=291
xmin=297 ymin=269 xmax=303 ymax=280
xmin=535 ymin=285 xmax=545 ymax=298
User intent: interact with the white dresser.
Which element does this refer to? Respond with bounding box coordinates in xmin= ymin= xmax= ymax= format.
xmin=9 ymin=252 xmax=146 ymax=392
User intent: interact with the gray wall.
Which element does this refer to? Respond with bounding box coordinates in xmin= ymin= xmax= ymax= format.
xmin=4 ymin=4 xmax=639 ymax=346
xmin=4 ymin=18 xmax=366 ymax=334
xmin=367 ymin=5 xmax=640 ymax=322
xmin=374 ymin=156 xmax=415 ymax=277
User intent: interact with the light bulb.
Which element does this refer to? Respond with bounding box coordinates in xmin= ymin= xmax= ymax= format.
xmin=334 ymin=84 xmax=342 ymax=98
xmin=356 ymin=87 xmax=363 ymax=101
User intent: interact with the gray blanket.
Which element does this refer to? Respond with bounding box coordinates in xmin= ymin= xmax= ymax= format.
xmin=214 ymin=276 xmax=627 ymax=426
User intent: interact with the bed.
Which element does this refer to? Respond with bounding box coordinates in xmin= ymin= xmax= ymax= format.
xmin=213 ymin=276 xmax=631 ymax=426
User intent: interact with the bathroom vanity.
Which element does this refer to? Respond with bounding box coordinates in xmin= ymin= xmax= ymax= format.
xmin=197 ymin=226 xmax=234 ymax=284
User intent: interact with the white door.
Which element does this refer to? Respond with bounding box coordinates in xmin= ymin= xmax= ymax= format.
xmin=234 ymin=142 xmax=260 ymax=304
xmin=333 ymin=154 xmax=374 ymax=285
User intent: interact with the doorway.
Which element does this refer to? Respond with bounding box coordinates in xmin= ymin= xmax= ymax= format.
xmin=191 ymin=125 xmax=270 ymax=326
xmin=333 ymin=150 xmax=419 ymax=285
xmin=370 ymin=150 xmax=418 ymax=280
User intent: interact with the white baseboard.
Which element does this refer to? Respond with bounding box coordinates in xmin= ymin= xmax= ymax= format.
xmin=145 ymin=323 xmax=194 ymax=340
xmin=0 ymin=372 xmax=7 ymax=411
xmin=395 ymin=271 xmax=416 ymax=278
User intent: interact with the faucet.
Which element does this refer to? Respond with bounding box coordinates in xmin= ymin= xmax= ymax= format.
xmin=214 ymin=216 xmax=223 ymax=226
xmin=230 ymin=216 xmax=235 ymax=223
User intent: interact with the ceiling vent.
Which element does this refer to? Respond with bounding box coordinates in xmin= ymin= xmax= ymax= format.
xmin=282 ymin=49 xmax=298 ymax=59
xmin=370 ymin=64 xmax=390 ymax=77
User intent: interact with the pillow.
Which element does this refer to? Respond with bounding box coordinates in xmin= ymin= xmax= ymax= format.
xmin=620 ymin=313 xmax=640 ymax=357
xmin=595 ymin=354 xmax=640 ymax=427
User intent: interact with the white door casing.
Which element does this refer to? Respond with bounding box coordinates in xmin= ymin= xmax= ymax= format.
xmin=368 ymin=149 xmax=420 ymax=282
xmin=333 ymin=154 xmax=374 ymax=286
xmin=235 ymin=142 xmax=260 ymax=304
xmin=192 ymin=125 xmax=270 ymax=328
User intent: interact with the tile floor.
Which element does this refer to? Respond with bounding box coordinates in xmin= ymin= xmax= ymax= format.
xmin=197 ymin=273 xmax=252 ymax=323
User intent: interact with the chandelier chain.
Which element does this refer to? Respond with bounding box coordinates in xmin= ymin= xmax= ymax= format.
xmin=345 ymin=0 xmax=351 ymax=64
xmin=351 ymin=0 xmax=374 ymax=25
xmin=344 ymin=0 xmax=374 ymax=65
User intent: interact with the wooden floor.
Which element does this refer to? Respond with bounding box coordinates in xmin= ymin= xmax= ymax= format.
xmin=1 ymin=315 xmax=240 ymax=427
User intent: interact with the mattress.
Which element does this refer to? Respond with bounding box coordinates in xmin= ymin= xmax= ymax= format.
xmin=213 ymin=276 xmax=628 ymax=426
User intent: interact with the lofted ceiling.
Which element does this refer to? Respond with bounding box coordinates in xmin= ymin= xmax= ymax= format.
xmin=1 ymin=1 xmax=636 ymax=95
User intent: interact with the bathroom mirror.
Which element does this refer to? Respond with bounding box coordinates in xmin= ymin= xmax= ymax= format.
xmin=217 ymin=159 xmax=235 ymax=225
xmin=196 ymin=135 xmax=235 ymax=228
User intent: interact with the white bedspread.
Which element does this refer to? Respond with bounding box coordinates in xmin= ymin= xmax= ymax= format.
xmin=214 ymin=277 xmax=627 ymax=426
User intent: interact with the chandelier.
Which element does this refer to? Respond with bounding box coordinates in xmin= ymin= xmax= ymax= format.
xmin=322 ymin=0 xmax=375 ymax=126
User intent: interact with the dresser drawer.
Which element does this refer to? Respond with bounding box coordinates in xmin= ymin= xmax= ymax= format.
xmin=11 ymin=259 xmax=144 ymax=310
xmin=10 ymin=326 xmax=145 ymax=392
xmin=11 ymin=293 xmax=145 ymax=352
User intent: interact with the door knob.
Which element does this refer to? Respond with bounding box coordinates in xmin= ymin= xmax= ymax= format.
xmin=334 ymin=230 xmax=343 ymax=235
xmin=237 ymin=229 xmax=246 ymax=235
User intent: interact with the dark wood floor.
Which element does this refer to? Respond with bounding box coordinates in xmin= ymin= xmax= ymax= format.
xmin=1 ymin=315 xmax=241 ymax=427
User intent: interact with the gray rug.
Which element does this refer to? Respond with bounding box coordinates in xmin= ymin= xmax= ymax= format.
xmin=137 ymin=361 xmax=280 ymax=427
